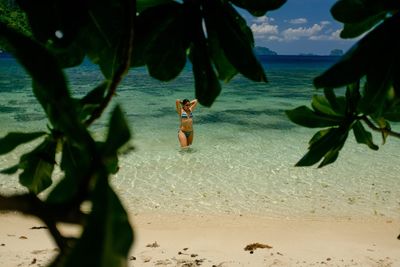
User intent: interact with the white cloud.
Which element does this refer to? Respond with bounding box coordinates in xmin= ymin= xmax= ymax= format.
xmin=330 ymin=29 xmax=341 ymax=39
xmin=282 ymin=24 xmax=324 ymax=40
xmin=309 ymin=29 xmax=342 ymax=40
xmin=253 ymin=16 xmax=275 ymax=23
xmin=288 ymin=18 xmax=307 ymax=24
xmin=254 ymin=16 xmax=267 ymax=23
xmin=250 ymin=16 xmax=279 ymax=41
xmin=320 ymin=21 xmax=331 ymax=26
xmin=268 ymin=35 xmax=283 ymax=41
xmin=250 ymin=17 xmax=341 ymax=44
xmin=251 ymin=23 xmax=279 ymax=35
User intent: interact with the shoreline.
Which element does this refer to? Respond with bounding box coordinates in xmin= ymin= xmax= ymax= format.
xmin=1 ymin=211 xmax=399 ymax=266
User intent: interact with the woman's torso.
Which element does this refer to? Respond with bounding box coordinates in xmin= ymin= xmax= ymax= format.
xmin=179 ymin=109 xmax=193 ymax=131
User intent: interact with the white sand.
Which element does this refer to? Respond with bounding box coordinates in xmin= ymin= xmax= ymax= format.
xmin=1 ymin=212 xmax=399 ymax=266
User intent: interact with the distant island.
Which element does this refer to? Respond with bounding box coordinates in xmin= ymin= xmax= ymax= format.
xmin=298 ymin=53 xmax=316 ymax=56
xmin=254 ymin=46 xmax=278 ymax=56
xmin=329 ymin=49 xmax=344 ymax=56
xmin=254 ymin=47 xmax=344 ymax=56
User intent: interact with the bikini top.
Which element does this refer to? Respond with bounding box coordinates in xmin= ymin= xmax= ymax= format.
xmin=181 ymin=110 xmax=193 ymax=119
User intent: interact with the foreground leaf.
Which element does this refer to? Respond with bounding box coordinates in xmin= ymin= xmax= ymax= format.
xmin=77 ymin=81 xmax=109 ymax=121
xmin=330 ymin=0 xmax=397 ymax=24
xmin=340 ymin=12 xmax=387 ymax=38
xmin=311 ymin=95 xmax=344 ymax=116
xmin=19 ymin=139 xmax=57 ymax=194
xmin=352 ymin=121 xmax=379 ymax=150
xmin=137 ymin=0 xmax=173 ymax=12
xmin=52 ymin=172 xmax=133 ymax=267
xmin=314 ymin=14 xmax=400 ymax=91
xmin=0 ymin=22 xmax=91 ymax=147
xmin=296 ymin=127 xmax=349 ymax=167
xmin=46 ymin=141 xmax=91 ymax=204
xmin=133 ymin=3 xmax=189 ymax=81
xmin=286 ymin=106 xmax=343 ymax=128
xmin=103 ymin=105 xmax=131 ymax=156
xmin=208 ymin=29 xmax=238 ymax=82
xmin=81 ymin=0 xmax=133 ymax=78
xmin=203 ymin=0 xmax=266 ymax=82
xmin=0 ymin=131 xmax=46 ymax=155
xmin=186 ymin=3 xmax=221 ymax=106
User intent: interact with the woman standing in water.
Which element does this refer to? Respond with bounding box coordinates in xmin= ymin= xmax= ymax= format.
xmin=176 ymin=98 xmax=198 ymax=148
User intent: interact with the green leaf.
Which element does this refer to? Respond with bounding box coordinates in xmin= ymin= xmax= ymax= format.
xmin=308 ymin=129 xmax=331 ymax=146
xmin=19 ymin=139 xmax=57 ymax=194
xmin=352 ymin=121 xmax=379 ymax=150
xmin=50 ymin=42 xmax=86 ymax=68
xmin=313 ymin=45 xmax=364 ymax=89
xmin=323 ymin=88 xmax=339 ymax=111
xmin=330 ymin=0 xmax=397 ymax=24
xmin=103 ymin=152 xmax=120 ymax=174
xmin=0 ymin=22 xmax=91 ymax=146
xmin=19 ymin=0 xmax=135 ymax=75
xmin=359 ymin=72 xmax=392 ymax=117
xmin=52 ymin=172 xmax=133 ymax=267
xmin=296 ymin=127 xmax=349 ymax=167
xmin=202 ymin=0 xmax=267 ymax=82
xmin=137 ymin=0 xmax=174 ymax=12
xmin=144 ymin=21 xmax=188 ymax=80
xmin=17 ymin=0 xmax=88 ymax=45
xmin=208 ymin=27 xmax=238 ymax=82
xmin=229 ymin=0 xmax=287 ymax=16
xmin=309 ymin=127 xmax=347 ymax=167
xmin=318 ymin=146 xmax=341 ymax=168
xmin=0 ymin=131 xmax=46 ymax=155
xmin=78 ymin=0 xmax=133 ymax=78
xmin=340 ymin=12 xmax=387 ymax=38
xmin=382 ymin=104 xmax=400 ymax=122
xmin=16 ymin=0 xmax=88 ymax=68
xmin=345 ymin=82 xmax=361 ymax=114
xmin=286 ymin=106 xmax=343 ymax=128
xmin=314 ymin=14 xmax=400 ymax=91
xmin=77 ymin=81 xmax=109 ymax=121
xmin=46 ymin=141 xmax=91 ymax=204
xmin=103 ymin=105 xmax=131 ymax=156
xmin=311 ymin=95 xmax=344 ymax=116
xmin=189 ymin=43 xmax=222 ymax=107
xmin=80 ymin=81 xmax=109 ymax=106
xmin=185 ymin=4 xmax=221 ymax=107
xmin=133 ymin=3 xmax=189 ymax=81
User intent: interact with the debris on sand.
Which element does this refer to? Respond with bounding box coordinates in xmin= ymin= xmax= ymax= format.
xmin=244 ymin=242 xmax=273 ymax=253
xmin=30 ymin=226 xmax=48 ymax=230
xmin=146 ymin=241 xmax=160 ymax=248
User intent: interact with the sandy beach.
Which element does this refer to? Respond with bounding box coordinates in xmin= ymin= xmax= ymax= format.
xmin=1 ymin=212 xmax=399 ymax=267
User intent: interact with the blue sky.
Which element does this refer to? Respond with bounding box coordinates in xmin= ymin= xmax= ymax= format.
xmin=239 ymin=0 xmax=357 ymax=55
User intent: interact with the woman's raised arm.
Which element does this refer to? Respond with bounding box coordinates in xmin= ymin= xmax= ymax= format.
xmin=190 ymin=99 xmax=198 ymax=110
xmin=176 ymin=99 xmax=182 ymax=114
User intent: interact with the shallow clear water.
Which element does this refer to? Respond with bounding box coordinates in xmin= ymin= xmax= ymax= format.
xmin=1 ymin=54 xmax=399 ymax=220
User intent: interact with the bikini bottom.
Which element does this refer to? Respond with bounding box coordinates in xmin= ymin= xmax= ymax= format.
xmin=179 ymin=130 xmax=193 ymax=138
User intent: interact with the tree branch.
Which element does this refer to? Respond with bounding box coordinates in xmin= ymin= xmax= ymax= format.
xmin=361 ymin=115 xmax=400 ymax=138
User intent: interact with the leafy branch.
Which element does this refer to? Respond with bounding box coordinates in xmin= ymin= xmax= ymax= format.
xmin=287 ymin=1 xmax=400 ymax=167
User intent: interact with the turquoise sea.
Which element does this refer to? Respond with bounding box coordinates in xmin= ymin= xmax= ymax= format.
xmin=1 ymin=54 xmax=399 ymax=220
